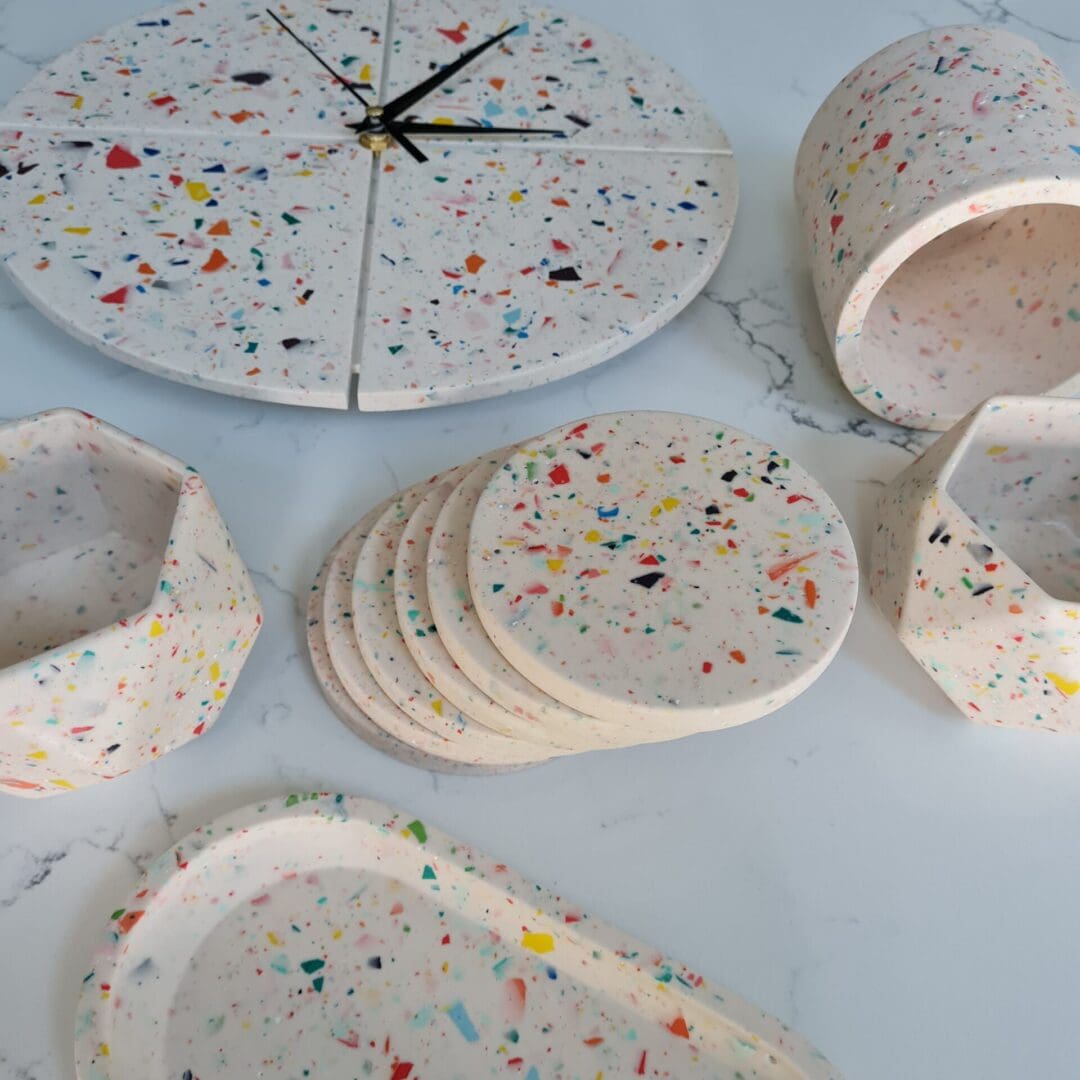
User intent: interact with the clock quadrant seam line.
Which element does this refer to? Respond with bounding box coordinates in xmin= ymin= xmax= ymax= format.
xmin=0 ymin=120 xmax=736 ymax=157
xmin=378 ymin=0 xmax=398 ymax=104
xmin=348 ymin=0 xmax=397 ymax=397
xmin=0 ymin=118 xmax=358 ymax=144
xmin=368 ymin=142 xmax=735 ymax=156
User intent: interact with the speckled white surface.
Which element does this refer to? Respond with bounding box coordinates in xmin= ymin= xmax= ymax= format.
xmin=358 ymin=147 xmax=737 ymax=409
xmin=383 ymin=0 xmax=731 ymax=151
xmin=0 ymin=0 xmax=390 ymax=137
xmin=350 ymin=464 xmax=554 ymax=764
xmin=7 ymin=2 xmax=1080 ymax=1079
xmin=0 ymin=0 xmax=738 ymax=411
xmin=321 ymin=504 xmax=537 ymax=770
xmin=307 ymin=512 xmax=489 ymax=772
xmin=0 ymin=131 xmax=369 ymax=406
xmin=393 ymin=455 xmax=558 ymax=743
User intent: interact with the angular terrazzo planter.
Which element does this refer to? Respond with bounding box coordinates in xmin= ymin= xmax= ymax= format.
xmin=869 ymin=395 xmax=1079 ymax=730
xmin=795 ymin=25 xmax=1080 ymax=432
xmin=0 ymin=408 xmax=262 ymax=797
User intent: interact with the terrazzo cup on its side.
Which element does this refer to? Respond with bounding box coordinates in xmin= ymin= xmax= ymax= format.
xmin=0 ymin=409 xmax=262 ymax=797
xmin=869 ymin=396 xmax=1079 ymax=731
xmin=795 ymin=25 xmax=1080 ymax=432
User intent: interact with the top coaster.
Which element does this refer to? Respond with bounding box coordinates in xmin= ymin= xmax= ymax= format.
xmin=468 ymin=412 xmax=859 ymax=729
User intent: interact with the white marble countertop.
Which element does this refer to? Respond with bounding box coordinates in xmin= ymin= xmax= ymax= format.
xmin=2 ymin=0 xmax=1079 ymax=1077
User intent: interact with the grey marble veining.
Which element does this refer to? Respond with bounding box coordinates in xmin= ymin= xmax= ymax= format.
xmin=1 ymin=0 xmax=1079 ymax=1078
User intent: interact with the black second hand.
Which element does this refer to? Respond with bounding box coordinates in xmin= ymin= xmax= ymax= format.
xmin=265 ymin=9 xmax=428 ymax=163
xmin=265 ymin=8 xmax=369 ymax=107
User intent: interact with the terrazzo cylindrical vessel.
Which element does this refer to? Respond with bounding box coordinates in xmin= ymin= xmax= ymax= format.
xmin=795 ymin=25 xmax=1080 ymax=432
xmin=869 ymin=395 xmax=1079 ymax=731
xmin=0 ymin=408 xmax=262 ymax=797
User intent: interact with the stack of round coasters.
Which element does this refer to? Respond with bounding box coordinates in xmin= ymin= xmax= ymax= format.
xmin=307 ymin=412 xmax=859 ymax=772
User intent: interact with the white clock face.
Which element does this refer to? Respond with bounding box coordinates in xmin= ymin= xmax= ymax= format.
xmin=0 ymin=0 xmax=736 ymax=409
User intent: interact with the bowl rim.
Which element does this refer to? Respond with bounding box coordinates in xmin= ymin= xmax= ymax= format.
xmin=0 ymin=407 xmax=197 ymax=676
xmin=935 ymin=394 xmax=1079 ymax=609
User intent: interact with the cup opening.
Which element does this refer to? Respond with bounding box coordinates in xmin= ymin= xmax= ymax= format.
xmin=0 ymin=412 xmax=182 ymax=668
xmin=946 ymin=405 xmax=1080 ymax=603
xmin=861 ymin=203 xmax=1080 ymax=424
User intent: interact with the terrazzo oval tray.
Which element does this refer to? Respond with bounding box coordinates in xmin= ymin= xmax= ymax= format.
xmin=869 ymin=394 xmax=1080 ymax=731
xmin=795 ymin=25 xmax=1080 ymax=431
xmin=0 ymin=408 xmax=261 ymax=797
xmin=74 ymin=792 xmax=842 ymax=1080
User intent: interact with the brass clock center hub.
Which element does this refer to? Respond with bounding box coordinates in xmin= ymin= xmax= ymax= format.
xmin=360 ymin=104 xmax=391 ymax=152
xmin=359 ymin=130 xmax=392 ymax=152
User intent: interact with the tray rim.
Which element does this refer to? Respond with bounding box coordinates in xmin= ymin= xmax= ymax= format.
xmin=74 ymin=791 xmax=842 ymax=1080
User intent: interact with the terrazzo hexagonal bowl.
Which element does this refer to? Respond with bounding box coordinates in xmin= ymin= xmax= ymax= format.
xmin=0 ymin=408 xmax=262 ymax=797
xmin=869 ymin=395 xmax=1079 ymax=730
xmin=795 ymin=25 xmax=1080 ymax=432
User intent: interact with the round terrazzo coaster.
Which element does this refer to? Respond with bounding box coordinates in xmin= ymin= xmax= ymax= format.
xmin=307 ymin=525 xmax=508 ymax=775
xmin=351 ymin=469 xmax=551 ymax=767
xmin=429 ymin=455 xmax=640 ymax=751
xmin=322 ymin=509 xmax=538 ymax=773
xmin=468 ymin=412 xmax=859 ymax=729
xmin=394 ymin=456 xmax=565 ymax=750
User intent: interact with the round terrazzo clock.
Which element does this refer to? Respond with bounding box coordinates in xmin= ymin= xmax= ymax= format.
xmin=0 ymin=0 xmax=737 ymax=410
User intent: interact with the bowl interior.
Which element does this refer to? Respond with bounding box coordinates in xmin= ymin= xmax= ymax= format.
xmin=946 ymin=405 xmax=1080 ymax=603
xmin=861 ymin=203 xmax=1080 ymax=423
xmin=0 ymin=413 xmax=181 ymax=668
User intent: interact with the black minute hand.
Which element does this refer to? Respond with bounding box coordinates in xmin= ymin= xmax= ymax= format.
xmin=394 ymin=122 xmax=566 ymax=138
xmin=349 ymin=23 xmax=522 ymax=133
